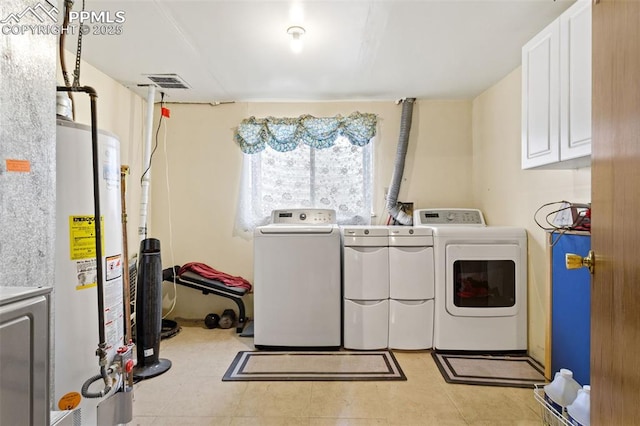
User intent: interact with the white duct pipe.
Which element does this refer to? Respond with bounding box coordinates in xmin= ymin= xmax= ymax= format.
xmin=139 ymin=85 xmax=156 ymax=241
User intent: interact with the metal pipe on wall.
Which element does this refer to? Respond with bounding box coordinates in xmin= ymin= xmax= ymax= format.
xmin=120 ymin=165 xmax=134 ymax=388
xmin=138 ymin=85 xmax=156 ymax=241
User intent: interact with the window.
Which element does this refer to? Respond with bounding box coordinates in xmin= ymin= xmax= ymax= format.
xmin=234 ymin=113 xmax=375 ymax=233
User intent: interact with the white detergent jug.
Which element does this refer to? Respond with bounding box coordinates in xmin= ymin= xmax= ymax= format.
xmin=567 ymin=385 xmax=591 ymax=426
xmin=544 ymin=368 xmax=582 ymax=415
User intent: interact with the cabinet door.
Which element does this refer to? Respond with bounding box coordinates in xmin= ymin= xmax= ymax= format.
xmin=522 ymin=19 xmax=560 ymax=169
xmin=560 ymin=0 xmax=592 ymax=161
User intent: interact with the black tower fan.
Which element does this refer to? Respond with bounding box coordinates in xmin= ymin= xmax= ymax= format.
xmin=133 ymin=238 xmax=171 ymax=380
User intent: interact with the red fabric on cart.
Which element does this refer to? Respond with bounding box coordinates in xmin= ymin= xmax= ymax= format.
xmin=178 ymin=262 xmax=252 ymax=291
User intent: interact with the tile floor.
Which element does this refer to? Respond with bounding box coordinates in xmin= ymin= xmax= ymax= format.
xmin=130 ymin=322 xmax=544 ymax=425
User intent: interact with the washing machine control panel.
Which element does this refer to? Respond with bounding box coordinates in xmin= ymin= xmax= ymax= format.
xmin=413 ymin=209 xmax=486 ymax=226
xmin=271 ymin=209 xmax=337 ymax=224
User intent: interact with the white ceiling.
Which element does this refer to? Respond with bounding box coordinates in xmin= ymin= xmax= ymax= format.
xmin=63 ymin=0 xmax=574 ymax=103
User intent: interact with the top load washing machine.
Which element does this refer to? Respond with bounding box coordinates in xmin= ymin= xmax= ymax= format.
xmin=414 ymin=209 xmax=528 ymax=352
xmin=254 ymin=209 xmax=341 ymax=349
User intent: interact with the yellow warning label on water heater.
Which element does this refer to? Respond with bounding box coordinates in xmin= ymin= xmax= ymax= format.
xmin=69 ymin=215 xmax=104 ymax=260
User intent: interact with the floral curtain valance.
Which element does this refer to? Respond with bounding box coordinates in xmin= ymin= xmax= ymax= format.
xmin=235 ymin=112 xmax=377 ymax=154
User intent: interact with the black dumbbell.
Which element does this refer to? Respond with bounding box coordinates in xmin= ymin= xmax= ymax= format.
xmin=218 ymin=309 xmax=237 ymax=329
xmin=204 ymin=313 xmax=220 ymax=329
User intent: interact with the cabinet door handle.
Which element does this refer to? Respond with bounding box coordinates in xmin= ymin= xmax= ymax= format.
xmin=566 ymin=250 xmax=595 ymax=274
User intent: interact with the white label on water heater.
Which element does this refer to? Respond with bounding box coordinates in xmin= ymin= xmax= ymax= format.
xmin=144 ymin=348 xmax=154 ymax=357
xmin=104 ymin=273 xmax=125 ymax=355
xmin=75 ymin=259 xmax=97 ymax=289
xmin=105 ymin=254 xmax=122 ymax=281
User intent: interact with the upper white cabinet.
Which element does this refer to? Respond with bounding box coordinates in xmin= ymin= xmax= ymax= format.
xmin=560 ymin=0 xmax=592 ymax=163
xmin=522 ymin=19 xmax=560 ymax=169
xmin=522 ymin=0 xmax=592 ymax=169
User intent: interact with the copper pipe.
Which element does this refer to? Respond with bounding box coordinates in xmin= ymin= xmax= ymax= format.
xmin=120 ymin=165 xmax=134 ymax=388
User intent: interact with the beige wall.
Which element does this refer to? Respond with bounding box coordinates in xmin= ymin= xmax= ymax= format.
xmin=471 ymin=67 xmax=591 ymax=363
xmin=149 ymin=100 xmax=473 ymax=320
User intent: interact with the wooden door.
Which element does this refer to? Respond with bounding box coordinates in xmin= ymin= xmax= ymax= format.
xmin=591 ymin=1 xmax=640 ymax=424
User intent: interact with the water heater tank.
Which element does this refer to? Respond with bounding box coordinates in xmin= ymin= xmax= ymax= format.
xmin=54 ymin=119 xmax=125 ymax=425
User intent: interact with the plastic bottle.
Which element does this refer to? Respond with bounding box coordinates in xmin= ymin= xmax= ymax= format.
xmin=567 ymin=385 xmax=591 ymax=426
xmin=543 ymin=368 xmax=582 ymax=415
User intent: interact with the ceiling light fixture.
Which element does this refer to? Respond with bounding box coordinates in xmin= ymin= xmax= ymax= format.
xmin=287 ymin=26 xmax=306 ymax=54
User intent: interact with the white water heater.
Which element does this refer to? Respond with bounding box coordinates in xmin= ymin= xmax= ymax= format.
xmin=55 ymin=119 xmax=125 ymax=425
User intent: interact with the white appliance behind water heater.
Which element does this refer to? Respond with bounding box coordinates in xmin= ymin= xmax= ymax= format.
xmin=55 ymin=120 xmax=127 ymax=425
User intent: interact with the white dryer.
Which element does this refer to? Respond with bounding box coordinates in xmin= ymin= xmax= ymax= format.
xmin=414 ymin=209 xmax=528 ymax=352
xmin=254 ymin=209 xmax=341 ymax=349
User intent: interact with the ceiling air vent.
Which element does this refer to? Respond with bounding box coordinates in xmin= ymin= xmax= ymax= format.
xmin=145 ymin=74 xmax=190 ymax=89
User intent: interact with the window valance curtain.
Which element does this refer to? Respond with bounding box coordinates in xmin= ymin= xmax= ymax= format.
xmin=235 ymin=112 xmax=377 ymax=154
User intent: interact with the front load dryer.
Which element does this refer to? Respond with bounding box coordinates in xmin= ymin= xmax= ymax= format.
xmin=414 ymin=209 xmax=528 ymax=352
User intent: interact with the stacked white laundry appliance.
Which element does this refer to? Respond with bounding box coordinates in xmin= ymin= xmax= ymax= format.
xmin=342 ymin=226 xmax=435 ymax=350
